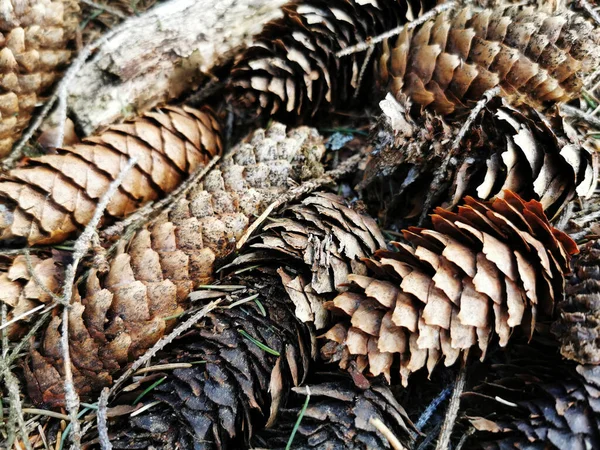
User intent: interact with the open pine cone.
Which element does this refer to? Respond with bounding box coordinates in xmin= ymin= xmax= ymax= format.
xmin=0 ymin=0 xmax=80 ymax=157
xmin=230 ymin=0 xmax=437 ymax=118
xmin=378 ymin=4 xmax=600 ymax=114
xmin=552 ymin=239 xmax=600 ymax=365
xmin=0 ymin=105 xmax=222 ymax=245
xmin=321 ymin=191 xmax=578 ymax=385
xmin=23 ymin=122 xmax=327 ymax=407
xmin=360 ymin=95 xmax=596 ymax=224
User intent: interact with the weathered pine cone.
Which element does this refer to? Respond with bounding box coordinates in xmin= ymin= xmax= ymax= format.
xmin=23 ymin=123 xmax=327 ymax=406
xmin=360 ymin=96 xmax=596 ymax=224
xmin=252 ymin=381 xmax=417 ymax=450
xmin=0 ymin=105 xmax=222 ymax=245
xmin=230 ymin=0 xmax=437 ymax=118
xmin=225 ymin=191 xmax=386 ymax=329
xmin=0 ymin=0 xmax=80 ymax=157
xmin=110 ymin=279 xmax=313 ymax=450
xmin=378 ymin=4 xmax=600 ymax=114
xmin=552 ymin=239 xmax=600 ymax=365
xmin=321 ymin=191 xmax=578 ymax=385
xmin=463 ymin=347 xmax=600 ymax=449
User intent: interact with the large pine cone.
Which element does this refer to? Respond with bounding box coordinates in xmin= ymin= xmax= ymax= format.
xmin=252 ymin=381 xmax=417 ymax=450
xmin=321 ymin=192 xmax=578 ymax=385
xmin=552 ymin=239 xmax=600 ymax=365
xmin=378 ymin=4 xmax=600 ymax=114
xmin=0 ymin=0 xmax=80 ymax=157
xmin=23 ymin=123 xmax=326 ymax=406
xmin=463 ymin=346 xmax=600 ymax=449
xmin=230 ymin=0 xmax=437 ymax=118
xmin=109 ymin=278 xmax=314 ymax=450
xmin=0 ymin=105 xmax=222 ymax=245
xmin=360 ymin=96 xmax=596 ymax=224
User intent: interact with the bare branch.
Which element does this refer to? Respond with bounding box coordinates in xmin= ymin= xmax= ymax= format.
xmin=80 ymin=0 xmax=128 ymax=19
xmin=435 ymin=358 xmax=468 ymax=450
xmin=561 ymin=104 xmax=600 ymax=129
xmin=97 ymin=388 xmax=112 ymax=450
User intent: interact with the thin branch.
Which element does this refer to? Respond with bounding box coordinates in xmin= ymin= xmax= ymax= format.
xmin=561 ymin=104 xmax=600 ymax=129
xmin=59 ymin=157 xmax=137 ymax=450
xmin=451 ymin=86 xmax=501 ymax=151
xmin=80 ymin=0 xmax=128 ymax=18
xmin=336 ymin=2 xmax=456 ymax=57
xmin=353 ymin=46 xmax=374 ymax=100
xmin=97 ymin=388 xmax=111 ymax=450
xmin=370 ymin=417 xmax=407 ymax=450
xmin=578 ymin=0 xmax=600 ymax=27
xmin=435 ymin=360 xmax=468 ymax=450
xmin=0 ymin=304 xmax=45 ymax=332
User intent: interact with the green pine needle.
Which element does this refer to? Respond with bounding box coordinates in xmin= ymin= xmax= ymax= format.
xmin=286 ymin=387 xmax=311 ymax=450
xmin=237 ymin=329 xmax=280 ymax=356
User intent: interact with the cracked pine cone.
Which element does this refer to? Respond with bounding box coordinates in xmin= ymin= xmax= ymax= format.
xmin=0 ymin=0 xmax=80 ymax=157
xmin=378 ymin=4 xmax=600 ymax=113
xmin=361 ymin=96 xmax=596 ymax=224
xmin=463 ymin=347 xmax=600 ymax=450
xmin=321 ymin=192 xmax=578 ymax=386
xmin=252 ymin=381 xmax=417 ymax=450
xmin=23 ymin=123 xmax=327 ymax=407
xmin=0 ymin=105 xmax=222 ymax=245
xmin=552 ymin=239 xmax=600 ymax=365
xmin=230 ymin=0 xmax=437 ymax=118
xmin=110 ymin=279 xmax=314 ymax=450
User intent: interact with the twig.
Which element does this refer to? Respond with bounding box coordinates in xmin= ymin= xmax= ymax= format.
xmin=415 ymin=385 xmax=453 ymax=431
xmin=435 ymin=359 xmax=468 ymax=450
xmin=80 ymin=0 xmax=128 ymax=18
xmin=59 ymin=157 xmax=137 ymax=450
xmin=0 ymin=304 xmax=45 ymax=332
xmin=353 ymin=46 xmax=374 ymax=100
xmin=236 ymin=153 xmax=363 ymax=250
xmin=370 ymin=417 xmax=407 ymax=450
xmin=451 ymin=87 xmax=501 ymax=151
xmin=51 ymin=84 xmax=70 ymax=149
xmin=97 ymin=388 xmax=111 ymax=450
xmin=561 ymin=104 xmax=600 ymax=129
xmin=8 ymin=312 xmax=52 ymax=365
xmin=578 ymin=0 xmax=600 ymax=27
xmin=336 ymin=2 xmax=456 ymax=57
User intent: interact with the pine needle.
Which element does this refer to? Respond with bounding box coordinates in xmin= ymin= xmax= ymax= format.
xmin=285 ymin=386 xmax=311 ymax=450
xmin=237 ymin=330 xmax=280 ymax=356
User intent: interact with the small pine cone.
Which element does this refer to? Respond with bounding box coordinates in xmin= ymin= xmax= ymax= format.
xmin=378 ymin=4 xmax=600 ymax=113
xmin=0 ymin=105 xmax=222 ymax=245
xmin=24 ymin=123 xmax=327 ymax=407
xmin=463 ymin=348 xmax=600 ymax=449
xmin=321 ymin=192 xmax=578 ymax=386
xmin=252 ymin=381 xmax=417 ymax=450
xmin=225 ymin=191 xmax=387 ymax=329
xmin=360 ymin=96 xmax=596 ymax=224
xmin=230 ymin=0 xmax=436 ymax=118
xmin=0 ymin=0 xmax=80 ymax=157
xmin=552 ymin=239 xmax=600 ymax=365
xmin=109 ymin=278 xmax=313 ymax=450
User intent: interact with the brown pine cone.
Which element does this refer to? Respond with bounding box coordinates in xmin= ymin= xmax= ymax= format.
xmin=378 ymin=4 xmax=600 ymax=113
xmin=108 ymin=277 xmax=314 ymax=450
xmin=321 ymin=192 xmax=578 ymax=386
xmin=230 ymin=0 xmax=437 ymax=118
xmin=23 ymin=123 xmax=327 ymax=407
xmin=360 ymin=96 xmax=596 ymax=224
xmin=552 ymin=239 xmax=600 ymax=365
xmin=0 ymin=105 xmax=222 ymax=245
xmin=252 ymin=381 xmax=417 ymax=450
xmin=462 ymin=347 xmax=600 ymax=449
xmin=0 ymin=0 xmax=80 ymax=157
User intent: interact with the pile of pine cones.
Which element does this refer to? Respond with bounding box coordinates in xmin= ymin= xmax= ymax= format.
xmin=1 ymin=0 xmax=600 ymax=449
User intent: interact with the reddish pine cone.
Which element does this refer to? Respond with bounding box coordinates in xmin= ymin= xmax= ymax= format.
xmin=321 ymin=191 xmax=578 ymax=385
xmin=0 ymin=0 xmax=80 ymax=157
xmin=378 ymin=4 xmax=600 ymax=113
xmin=0 ymin=105 xmax=222 ymax=245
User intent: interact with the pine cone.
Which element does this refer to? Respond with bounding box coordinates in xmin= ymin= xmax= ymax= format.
xmin=0 ymin=0 xmax=80 ymax=157
xmin=225 ymin=191 xmax=386 ymax=329
xmin=321 ymin=192 xmax=578 ymax=386
xmin=463 ymin=347 xmax=600 ymax=449
xmin=252 ymin=381 xmax=417 ymax=450
xmin=378 ymin=4 xmax=600 ymax=113
xmin=0 ymin=105 xmax=222 ymax=245
xmin=24 ymin=123 xmax=327 ymax=407
xmin=108 ymin=276 xmax=314 ymax=450
xmin=230 ymin=0 xmax=436 ymax=118
xmin=552 ymin=239 xmax=600 ymax=365
xmin=360 ymin=96 xmax=596 ymax=224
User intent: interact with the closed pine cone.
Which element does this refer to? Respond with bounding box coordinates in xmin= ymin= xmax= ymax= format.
xmin=0 ymin=105 xmax=222 ymax=245
xmin=378 ymin=4 xmax=600 ymax=114
xmin=0 ymin=0 xmax=80 ymax=157
xmin=23 ymin=123 xmax=327 ymax=407
xmin=321 ymin=191 xmax=578 ymax=386
xmin=552 ymin=239 xmax=600 ymax=365
xmin=230 ymin=0 xmax=437 ymax=118
xmin=360 ymin=96 xmax=596 ymax=224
